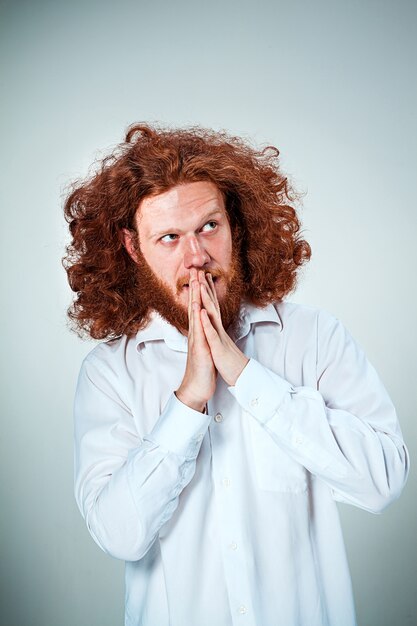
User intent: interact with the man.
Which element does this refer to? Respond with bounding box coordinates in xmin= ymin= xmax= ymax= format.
xmin=64 ymin=123 xmax=409 ymax=626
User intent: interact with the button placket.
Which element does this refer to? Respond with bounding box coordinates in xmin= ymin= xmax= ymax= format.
xmin=209 ymin=403 xmax=256 ymax=625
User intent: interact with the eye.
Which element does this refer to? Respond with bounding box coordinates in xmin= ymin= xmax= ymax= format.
xmin=201 ymin=221 xmax=217 ymax=232
xmin=160 ymin=233 xmax=179 ymax=243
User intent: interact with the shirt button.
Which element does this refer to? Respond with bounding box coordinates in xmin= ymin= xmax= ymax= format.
xmin=250 ymin=397 xmax=259 ymax=407
xmin=214 ymin=412 xmax=223 ymax=423
xmin=229 ymin=541 xmax=238 ymax=550
xmin=222 ymin=477 xmax=231 ymax=487
xmin=238 ymin=605 xmax=247 ymax=614
xmin=295 ymin=435 xmax=303 ymax=445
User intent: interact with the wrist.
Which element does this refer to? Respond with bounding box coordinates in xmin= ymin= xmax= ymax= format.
xmin=175 ymin=388 xmax=207 ymax=413
xmin=227 ymin=354 xmax=250 ymax=387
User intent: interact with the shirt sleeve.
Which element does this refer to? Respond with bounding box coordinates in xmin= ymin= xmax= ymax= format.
xmin=228 ymin=309 xmax=410 ymax=514
xmin=73 ymin=354 xmax=211 ymax=562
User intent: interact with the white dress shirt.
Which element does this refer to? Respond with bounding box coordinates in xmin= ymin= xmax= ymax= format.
xmin=73 ymin=300 xmax=409 ymax=626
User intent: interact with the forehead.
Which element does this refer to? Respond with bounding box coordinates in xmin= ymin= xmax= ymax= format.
xmin=136 ymin=181 xmax=226 ymax=230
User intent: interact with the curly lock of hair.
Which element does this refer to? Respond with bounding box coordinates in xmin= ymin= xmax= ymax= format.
xmin=62 ymin=122 xmax=311 ymax=340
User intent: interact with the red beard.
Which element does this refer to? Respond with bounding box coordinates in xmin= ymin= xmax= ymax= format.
xmin=133 ymin=247 xmax=246 ymax=335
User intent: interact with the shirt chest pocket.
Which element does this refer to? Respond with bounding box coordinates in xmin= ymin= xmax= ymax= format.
xmin=248 ymin=417 xmax=308 ymax=493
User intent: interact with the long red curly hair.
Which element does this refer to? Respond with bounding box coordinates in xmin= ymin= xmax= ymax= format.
xmin=63 ymin=123 xmax=311 ymax=340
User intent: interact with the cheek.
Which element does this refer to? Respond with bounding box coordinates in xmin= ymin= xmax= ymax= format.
xmin=159 ymin=261 xmax=183 ymax=294
xmin=217 ymin=236 xmax=233 ymax=268
xmin=140 ymin=245 xmax=174 ymax=282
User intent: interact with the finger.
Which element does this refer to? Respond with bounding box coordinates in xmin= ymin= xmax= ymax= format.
xmin=189 ymin=270 xmax=201 ymax=338
xmin=200 ymin=307 xmax=222 ymax=350
xmin=192 ymin=273 xmax=207 ymax=342
xmin=200 ymin=282 xmax=222 ymax=331
xmin=188 ymin=272 xmax=195 ymax=334
xmin=192 ymin=276 xmax=201 ymax=306
xmin=188 ymin=272 xmax=193 ymax=316
xmin=205 ymin=272 xmax=218 ymax=303
xmin=199 ymin=271 xmax=220 ymax=316
xmin=198 ymin=270 xmax=209 ymax=293
xmin=207 ymin=274 xmax=222 ymax=316
xmin=199 ymin=273 xmax=224 ymax=330
xmin=193 ymin=300 xmax=210 ymax=351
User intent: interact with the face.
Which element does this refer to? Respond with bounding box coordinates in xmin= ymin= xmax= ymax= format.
xmin=123 ymin=180 xmax=245 ymax=334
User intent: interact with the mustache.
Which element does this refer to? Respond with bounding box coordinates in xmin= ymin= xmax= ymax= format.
xmin=175 ymin=268 xmax=225 ymax=293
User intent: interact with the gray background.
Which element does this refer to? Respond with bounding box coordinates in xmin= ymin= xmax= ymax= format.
xmin=1 ymin=0 xmax=416 ymax=625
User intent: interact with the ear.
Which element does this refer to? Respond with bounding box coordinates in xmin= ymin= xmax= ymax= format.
xmin=121 ymin=228 xmax=139 ymax=263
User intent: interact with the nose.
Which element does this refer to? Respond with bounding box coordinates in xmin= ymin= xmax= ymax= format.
xmin=183 ymin=234 xmax=211 ymax=269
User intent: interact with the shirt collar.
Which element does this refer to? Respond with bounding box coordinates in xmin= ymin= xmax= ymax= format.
xmin=135 ymin=311 xmax=188 ymax=353
xmin=135 ymin=301 xmax=282 ymax=354
xmin=232 ymin=301 xmax=282 ymax=342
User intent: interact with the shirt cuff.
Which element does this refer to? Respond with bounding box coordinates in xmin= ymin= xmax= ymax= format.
xmin=228 ymin=358 xmax=294 ymax=424
xmin=143 ymin=392 xmax=212 ymax=459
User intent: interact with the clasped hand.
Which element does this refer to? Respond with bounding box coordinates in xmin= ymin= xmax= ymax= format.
xmin=175 ymin=268 xmax=249 ymax=412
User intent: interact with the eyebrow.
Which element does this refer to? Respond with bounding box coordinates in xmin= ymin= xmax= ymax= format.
xmin=149 ymin=209 xmax=225 ymax=239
